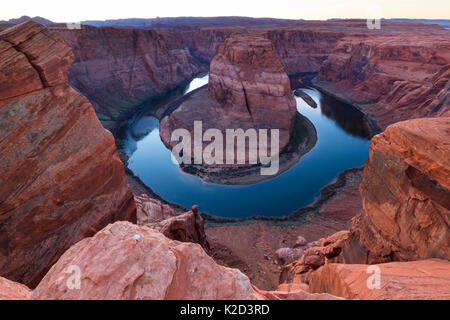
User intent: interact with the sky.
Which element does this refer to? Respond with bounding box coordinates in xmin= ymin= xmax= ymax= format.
xmin=1 ymin=0 xmax=449 ymax=22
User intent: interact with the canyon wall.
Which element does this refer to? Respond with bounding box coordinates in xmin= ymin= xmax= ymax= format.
xmin=53 ymin=22 xmax=448 ymax=134
xmin=281 ymin=117 xmax=450 ymax=289
xmin=0 ymin=21 xmax=136 ymax=288
xmin=354 ymin=117 xmax=449 ymax=262
xmin=58 ymin=26 xmax=204 ymax=132
xmin=315 ymin=29 xmax=450 ymax=129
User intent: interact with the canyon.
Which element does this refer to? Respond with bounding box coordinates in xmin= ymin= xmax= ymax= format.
xmin=0 ymin=18 xmax=449 ymax=300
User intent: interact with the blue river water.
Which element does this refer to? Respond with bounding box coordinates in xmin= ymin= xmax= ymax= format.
xmin=123 ymin=75 xmax=371 ymax=218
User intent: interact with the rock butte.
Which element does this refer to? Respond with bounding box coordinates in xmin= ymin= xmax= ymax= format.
xmin=0 ymin=21 xmax=136 ymax=288
xmin=160 ymin=34 xmax=297 ymax=161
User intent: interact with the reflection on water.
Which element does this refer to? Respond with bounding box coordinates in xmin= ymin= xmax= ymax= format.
xmin=122 ymin=76 xmax=371 ymax=218
xmin=319 ymin=95 xmax=372 ymax=139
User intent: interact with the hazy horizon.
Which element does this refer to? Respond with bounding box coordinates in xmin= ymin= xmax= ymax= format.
xmin=1 ymin=0 xmax=449 ymax=22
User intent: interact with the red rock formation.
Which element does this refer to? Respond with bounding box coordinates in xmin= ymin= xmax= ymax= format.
xmin=208 ymin=34 xmax=297 ymax=147
xmin=315 ymin=29 xmax=450 ymax=129
xmin=0 ymin=277 xmax=31 ymax=300
xmin=58 ymin=26 xmax=203 ymax=131
xmin=31 ymin=221 xmax=339 ymax=300
xmin=281 ymin=117 xmax=450 ymax=289
xmin=354 ymin=117 xmax=450 ymax=262
xmin=0 ymin=21 xmax=136 ymax=288
xmin=309 ymin=259 xmax=450 ymax=300
xmin=160 ymin=34 xmax=298 ymax=165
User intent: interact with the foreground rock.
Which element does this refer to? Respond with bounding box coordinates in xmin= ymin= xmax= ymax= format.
xmin=355 ymin=117 xmax=450 ymax=262
xmin=207 ymin=34 xmax=297 ymax=152
xmin=32 ymin=221 xmax=340 ymax=300
xmin=0 ymin=277 xmax=31 ymax=300
xmin=309 ymin=259 xmax=450 ymax=300
xmin=0 ymin=21 xmax=136 ymax=288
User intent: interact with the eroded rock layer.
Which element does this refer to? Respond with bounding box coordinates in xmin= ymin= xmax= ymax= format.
xmin=32 ymin=221 xmax=338 ymax=300
xmin=315 ymin=31 xmax=450 ymax=129
xmin=0 ymin=21 xmax=136 ymax=288
xmin=355 ymin=117 xmax=450 ymax=262
xmin=208 ymin=34 xmax=297 ymax=147
xmin=58 ymin=26 xmax=203 ymax=131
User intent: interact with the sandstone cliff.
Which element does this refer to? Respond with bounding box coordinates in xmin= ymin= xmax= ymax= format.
xmin=281 ymin=117 xmax=450 ymax=293
xmin=315 ymin=30 xmax=450 ymax=129
xmin=354 ymin=117 xmax=449 ymax=262
xmin=58 ymin=26 xmax=204 ymax=132
xmin=0 ymin=21 xmax=136 ymax=288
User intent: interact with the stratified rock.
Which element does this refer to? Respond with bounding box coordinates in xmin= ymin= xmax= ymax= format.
xmin=0 ymin=21 xmax=136 ymax=288
xmin=59 ymin=26 xmax=203 ymax=132
xmin=354 ymin=117 xmax=450 ymax=262
xmin=135 ymin=194 xmax=176 ymax=224
xmin=309 ymin=259 xmax=450 ymax=300
xmin=32 ymin=221 xmax=341 ymax=300
xmin=315 ymin=30 xmax=450 ymax=129
xmin=0 ymin=277 xmax=31 ymax=300
xmin=207 ymin=34 xmax=297 ymax=152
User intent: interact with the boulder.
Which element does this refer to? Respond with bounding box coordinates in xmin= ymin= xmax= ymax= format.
xmin=31 ymin=221 xmax=341 ymax=300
